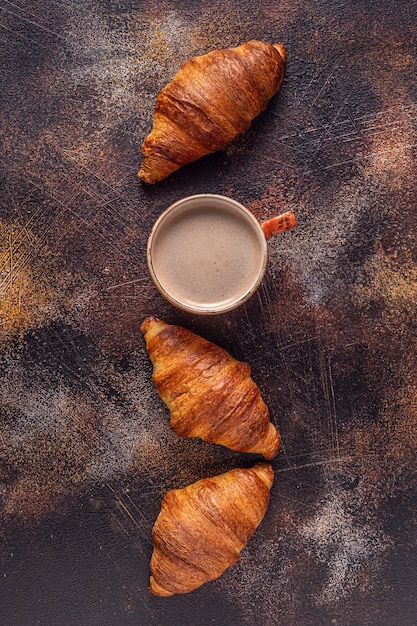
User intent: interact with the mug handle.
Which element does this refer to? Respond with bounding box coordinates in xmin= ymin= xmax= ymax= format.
xmin=261 ymin=211 xmax=297 ymax=239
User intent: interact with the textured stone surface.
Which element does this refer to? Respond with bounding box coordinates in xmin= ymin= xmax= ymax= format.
xmin=1 ymin=1 xmax=416 ymax=624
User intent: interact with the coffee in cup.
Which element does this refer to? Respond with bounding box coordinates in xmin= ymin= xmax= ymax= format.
xmin=147 ymin=194 xmax=296 ymax=315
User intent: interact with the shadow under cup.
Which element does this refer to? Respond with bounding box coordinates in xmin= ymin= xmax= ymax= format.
xmin=147 ymin=194 xmax=268 ymax=315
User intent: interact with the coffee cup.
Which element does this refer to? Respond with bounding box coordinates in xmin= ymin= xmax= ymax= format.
xmin=146 ymin=194 xmax=297 ymax=315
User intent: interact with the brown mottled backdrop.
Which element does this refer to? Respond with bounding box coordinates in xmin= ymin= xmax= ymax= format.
xmin=1 ymin=0 xmax=416 ymax=624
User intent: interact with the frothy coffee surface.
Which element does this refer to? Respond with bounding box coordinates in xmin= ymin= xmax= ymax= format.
xmin=150 ymin=203 xmax=266 ymax=312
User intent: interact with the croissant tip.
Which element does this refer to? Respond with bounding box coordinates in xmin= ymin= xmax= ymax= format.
xmin=253 ymin=424 xmax=280 ymax=460
xmin=149 ymin=577 xmax=174 ymax=597
xmin=138 ymin=168 xmax=155 ymax=184
xmin=273 ymin=42 xmax=286 ymax=63
xmin=252 ymin=462 xmax=274 ymax=488
xmin=140 ymin=316 xmax=163 ymax=334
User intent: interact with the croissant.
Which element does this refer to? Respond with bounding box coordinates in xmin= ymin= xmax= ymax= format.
xmin=141 ymin=316 xmax=280 ymax=459
xmin=138 ymin=40 xmax=286 ymax=183
xmin=149 ymin=462 xmax=274 ymax=596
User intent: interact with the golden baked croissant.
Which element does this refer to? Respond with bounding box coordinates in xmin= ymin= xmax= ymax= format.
xmin=141 ymin=317 xmax=280 ymax=459
xmin=138 ymin=40 xmax=286 ymax=183
xmin=149 ymin=462 xmax=274 ymax=596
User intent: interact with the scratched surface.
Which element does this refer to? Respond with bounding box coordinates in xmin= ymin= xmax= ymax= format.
xmin=1 ymin=0 xmax=417 ymax=624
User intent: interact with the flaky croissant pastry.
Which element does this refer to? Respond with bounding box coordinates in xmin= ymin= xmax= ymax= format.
xmin=138 ymin=40 xmax=286 ymax=183
xmin=141 ymin=317 xmax=280 ymax=459
xmin=150 ymin=462 xmax=274 ymax=596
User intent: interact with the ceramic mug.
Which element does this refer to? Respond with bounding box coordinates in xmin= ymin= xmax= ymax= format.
xmin=147 ymin=194 xmax=297 ymax=315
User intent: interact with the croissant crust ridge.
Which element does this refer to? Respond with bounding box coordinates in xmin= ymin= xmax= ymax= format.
xmin=138 ymin=39 xmax=287 ymax=183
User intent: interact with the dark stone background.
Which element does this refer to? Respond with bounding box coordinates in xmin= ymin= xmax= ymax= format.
xmin=1 ymin=1 xmax=416 ymax=624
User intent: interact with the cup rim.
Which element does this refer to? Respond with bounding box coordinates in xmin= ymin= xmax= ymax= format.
xmin=147 ymin=194 xmax=268 ymax=315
